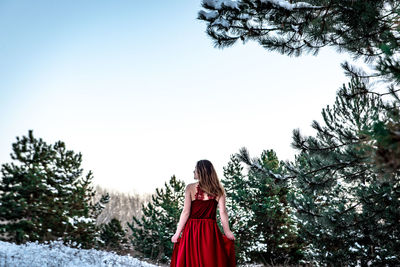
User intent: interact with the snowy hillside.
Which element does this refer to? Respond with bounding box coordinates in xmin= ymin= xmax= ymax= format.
xmin=0 ymin=240 xmax=157 ymax=267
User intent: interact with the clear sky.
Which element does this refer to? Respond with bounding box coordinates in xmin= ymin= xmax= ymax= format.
xmin=0 ymin=0 xmax=361 ymax=195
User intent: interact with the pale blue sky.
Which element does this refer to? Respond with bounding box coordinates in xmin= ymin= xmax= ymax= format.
xmin=0 ymin=0 xmax=360 ymax=194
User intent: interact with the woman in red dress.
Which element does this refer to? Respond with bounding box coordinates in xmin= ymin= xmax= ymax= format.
xmin=170 ymin=159 xmax=236 ymax=267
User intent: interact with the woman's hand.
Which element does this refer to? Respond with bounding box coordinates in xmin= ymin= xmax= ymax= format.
xmin=224 ymin=230 xmax=235 ymax=241
xmin=171 ymin=232 xmax=180 ymax=243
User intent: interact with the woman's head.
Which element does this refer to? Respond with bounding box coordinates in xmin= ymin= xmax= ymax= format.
xmin=194 ymin=159 xmax=225 ymax=197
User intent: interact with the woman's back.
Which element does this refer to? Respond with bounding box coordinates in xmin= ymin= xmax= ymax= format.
xmin=189 ymin=183 xmax=219 ymax=220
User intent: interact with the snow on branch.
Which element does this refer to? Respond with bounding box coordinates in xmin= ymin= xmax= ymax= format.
xmin=202 ymin=0 xmax=322 ymax=11
xmin=261 ymin=0 xmax=322 ymax=10
xmin=203 ymin=0 xmax=240 ymax=10
xmin=198 ymin=10 xmax=219 ymax=20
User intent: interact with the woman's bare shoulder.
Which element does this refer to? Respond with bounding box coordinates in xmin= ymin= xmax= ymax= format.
xmin=187 ymin=182 xmax=198 ymax=194
xmin=187 ymin=182 xmax=198 ymax=188
xmin=187 ymin=183 xmax=198 ymax=201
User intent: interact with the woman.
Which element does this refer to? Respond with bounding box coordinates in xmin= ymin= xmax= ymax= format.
xmin=170 ymin=159 xmax=236 ymax=266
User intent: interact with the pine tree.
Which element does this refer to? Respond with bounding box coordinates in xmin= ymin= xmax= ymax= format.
xmin=63 ymin=169 xmax=110 ymax=249
xmin=198 ymin=1 xmax=400 ymax=264
xmin=127 ymin=175 xmax=185 ymax=263
xmin=284 ymin=77 xmax=400 ymax=265
xmin=0 ymin=130 xmax=109 ymax=249
xmin=221 ymin=154 xmax=252 ymax=263
xmin=222 ymin=149 xmax=305 ymax=265
xmin=197 ymin=0 xmax=396 ymax=59
xmin=98 ymin=218 xmax=129 ymax=253
xmin=197 ymin=0 xmax=400 ymax=166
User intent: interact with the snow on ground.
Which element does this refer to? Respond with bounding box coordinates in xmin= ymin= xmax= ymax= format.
xmin=0 ymin=240 xmax=267 ymax=267
xmin=0 ymin=240 xmax=157 ymax=267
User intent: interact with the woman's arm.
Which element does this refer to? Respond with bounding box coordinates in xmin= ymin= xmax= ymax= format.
xmin=218 ymin=193 xmax=235 ymax=240
xmin=173 ymin=184 xmax=192 ymax=236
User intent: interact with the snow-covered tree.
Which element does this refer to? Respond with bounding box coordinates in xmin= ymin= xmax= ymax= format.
xmin=197 ymin=0 xmax=400 ymax=167
xmin=222 ymin=150 xmax=304 ymax=265
xmin=127 ymin=175 xmax=185 ymax=263
xmin=285 ymin=77 xmax=400 ymax=265
xmin=198 ymin=1 xmax=400 ymax=264
xmin=98 ymin=218 xmax=129 ymax=253
xmin=197 ymin=0 xmax=396 ymax=59
xmin=0 ymin=130 xmax=109 ymax=249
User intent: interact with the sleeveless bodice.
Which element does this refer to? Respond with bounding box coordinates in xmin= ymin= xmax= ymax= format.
xmin=188 ymin=183 xmax=218 ymax=220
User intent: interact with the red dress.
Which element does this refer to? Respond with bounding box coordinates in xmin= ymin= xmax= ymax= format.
xmin=170 ymin=183 xmax=236 ymax=267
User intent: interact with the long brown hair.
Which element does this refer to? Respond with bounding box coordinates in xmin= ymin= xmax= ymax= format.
xmin=196 ymin=159 xmax=225 ymax=198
